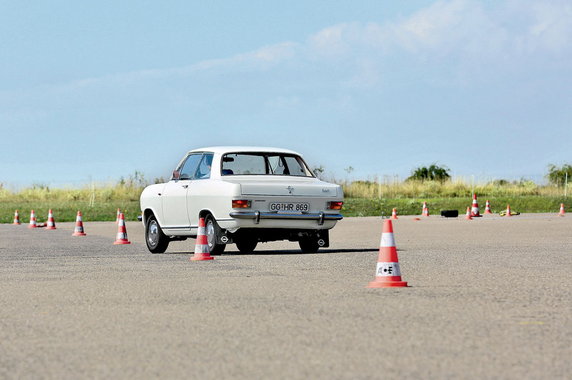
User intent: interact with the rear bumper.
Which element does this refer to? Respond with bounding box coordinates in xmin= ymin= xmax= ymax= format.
xmin=229 ymin=211 xmax=343 ymax=225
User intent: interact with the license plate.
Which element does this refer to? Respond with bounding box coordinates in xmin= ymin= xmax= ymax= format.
xmin=269 ymin=202 xmax=310 ymax=213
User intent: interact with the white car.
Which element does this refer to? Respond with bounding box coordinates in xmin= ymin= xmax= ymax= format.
xmin=140 ymin=146 xmax=344 ymax=254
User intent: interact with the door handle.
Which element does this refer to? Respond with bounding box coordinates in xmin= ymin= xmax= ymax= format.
xmin=182 ymin=184 xmax=189 ymax=189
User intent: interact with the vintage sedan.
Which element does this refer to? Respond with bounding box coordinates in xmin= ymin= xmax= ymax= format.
xmin=140 ymin=146 xmax=344 ymax=254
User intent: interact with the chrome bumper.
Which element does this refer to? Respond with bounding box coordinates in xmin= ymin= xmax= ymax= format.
xmin=229 ymin=211 xmax=343 ymax=225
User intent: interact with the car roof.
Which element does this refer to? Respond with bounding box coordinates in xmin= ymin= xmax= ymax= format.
xmin=188 ymin=146 xmax=301 ymax=156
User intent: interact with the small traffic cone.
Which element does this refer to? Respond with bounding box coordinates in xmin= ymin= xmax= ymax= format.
xmin=465 ymin=206 xmax=473 ymax=220
xmin=391 ymin=208 xmax=398 ymax=220
xmin=45 ymin=209 xmax=57 ymax=230
xmin=115 ymin=208 xmax=121 ymax=224
xmin=367 ymin=219 xmax=408 ymax=288
xmin=558 ymin=203 xmax=565 ymax=216
xmin=28 ymin=210 xmax=38 ymax=229
xmin=505 ymin=204 xmax=512 ymax=217
xmin=422 ymin=202 xmax=429 ymax=217
xmin=484 ymin=200 xmax=492 ymax=214
xmin=471 ymin=193 xmax=481 ymax=217
xmin=114 ymin=212 xmax=131 ymax=244
xmin=72 ymin=211 xmax=87 ymax=236
xmin=13 ymin=210 xmax=21 ymax=225
xmin=190 ymin=217 xmax=214 ymax=261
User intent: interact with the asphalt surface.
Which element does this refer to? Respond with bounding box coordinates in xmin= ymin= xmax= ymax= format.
xmin=0 ymin=214 xmax=570 ymax=379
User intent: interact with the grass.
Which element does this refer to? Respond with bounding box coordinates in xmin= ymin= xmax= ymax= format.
xmin=0 ymin=178 xmax=569 ymax=222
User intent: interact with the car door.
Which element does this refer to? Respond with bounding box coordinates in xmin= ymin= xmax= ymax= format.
xmin=161 ymin=153 xmax=203 ymax=228
xmin=186 ymin=153 xmax=214 ymax=228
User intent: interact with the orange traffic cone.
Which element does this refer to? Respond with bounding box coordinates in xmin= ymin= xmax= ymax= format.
xmin=471 ymin=193 xmax=481 ymax=217
xmin=484 ymin=200 xmax=493 ymax=214
xmin=72 ymin=211 xmax=87 ymax=236
xmin=28 ymin=210 xmax=38 ymax=229
xmin=505 ymin=204 xmax=512 ymax=217
xmin=13 ymin=210 xmax=21 ymax=225
xmin=45 ymin=209 xmax=57 ymax=230
xmin=558 ymin=203 xmax=565 ymax=216
xmin=367 ymin=219 xmax=408 ymax=288
xmin=114 ymin=212 xmax=131 ymax=244
xmin=391 ymin=208 xmax=398 ymax=220
xmin=115 ymin=208 xmax=121 ymax=224
xmin=190 ymin=217 xmax=214 ymax=261
xmin=465 ymin=206 xmax=473 ymax=220
xmin=422 ymin=202 xmax=429 ymax=217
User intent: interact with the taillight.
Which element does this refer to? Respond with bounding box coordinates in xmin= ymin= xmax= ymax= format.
xmin=232 ymin=200 xmax=251 ymax=208
xmin=328 ymin=201 xmax=343 ymax=210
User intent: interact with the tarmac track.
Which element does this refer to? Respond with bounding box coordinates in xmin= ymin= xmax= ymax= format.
xmin=0 ymin=214 xmax=570 ymax=379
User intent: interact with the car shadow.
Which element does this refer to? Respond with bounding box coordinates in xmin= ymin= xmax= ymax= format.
xmin=163 ymin=248 xmax=379 ymax=256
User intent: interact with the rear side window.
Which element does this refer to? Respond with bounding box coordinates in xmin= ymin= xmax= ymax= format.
xmin=221 ymin=153 xmax=313 ymax=177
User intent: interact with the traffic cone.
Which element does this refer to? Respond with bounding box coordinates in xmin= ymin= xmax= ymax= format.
xmin=28 ymin=210 xmax=38 ymax=229
xmin=367 ymin=219 xmax=408 ymax=288
xmin=114 ymin=212 xmax=131 ymax=244
xmin=13 ymin=210 xmax=21 ymax=225
xmin=484 ymin=200 xmax=492 ymax=214
xmin=422 ymin=202 xmax=429 ymax=217
xmin=391 ymin=208 xmax=398 ymax=220
xmin=115 ymin=208 xmax=121 ymax=224
xmin=558 ymin=203 xmax=565 ymax=216
xmin=72 ymin=211 xmax=87 ymax=236
xmin=190 ymin=217 xmax=214 ymax=261
xmin=471 ymin=193 xmax=481 ymax=217
xmin=465 ymin=206 xmax=473 ymax=220
xmin=505 ymin=204 xmax=512 ymax=217
xmin=45 ymin=209 xmax=57 ymax=230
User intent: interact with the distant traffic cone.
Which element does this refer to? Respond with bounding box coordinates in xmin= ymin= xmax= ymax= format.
xmin=72 ymin=211 xmax=87 ymax=236
xmin=114 ymin=212 xmax=131 ymax=244
xmin=471 ymin=193 xmax=481 ymax=217
xmin=391 ymin=208 xmax=398 ymax=220
xmin=558 ymin=203 xmax=565 ymax=216
xmin=45 ymin=209 xmax=57 ymax=230
xmin=484 ymin=200 xmax=492 ymax=214
xmin=422 ymin=202 xmax=429 ymax=217
xmin=115 ymin=208 xmax=121 ymax=224
xmin=505 ymin=204 xmax=512 ymax=217
xmin=367 ymin=219 xmax=408 ymax=288
xmin=465 ymin=206 xmax=473 ymax=220
xmin=190 ymin=217 xmax=214 ymax=261
xmin=13 ymin=210 xmax=21 ymax=225
xmin=28 ymin=210 xmax=37 ymax=229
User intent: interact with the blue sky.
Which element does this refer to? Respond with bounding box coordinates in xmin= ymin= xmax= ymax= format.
xmin=1 ymin=0 xmax=571 ymax=188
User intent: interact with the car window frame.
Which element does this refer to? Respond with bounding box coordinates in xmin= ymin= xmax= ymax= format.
xmin=220 ymin=152 xmax=315 ymax=178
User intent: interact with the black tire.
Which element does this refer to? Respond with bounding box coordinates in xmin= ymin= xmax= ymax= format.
xmin=299 ymin=238 xmax=320 ymax=253
xmin=204 ymin=214 xmax=226 ymax=255
xmin=145 ymin=214 xmax=169 ymax=253
xmin=235 ymin=238 xmax=258 ymax=254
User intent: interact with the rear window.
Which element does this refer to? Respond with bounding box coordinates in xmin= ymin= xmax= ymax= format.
xmin=221 ymin=153 xmax=313 ymax=177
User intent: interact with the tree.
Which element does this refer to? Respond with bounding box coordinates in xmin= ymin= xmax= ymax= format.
xmin=407 ymin=164 xmax=451 ymax=182
xmin=546 ymin=164 xmax=572 ymax=186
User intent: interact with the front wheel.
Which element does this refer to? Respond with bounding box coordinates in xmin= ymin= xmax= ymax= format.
xmin=204 ymin=214 xmax=226 ymax=255
xmin=145 ymin=214 xmax=169 ymax=253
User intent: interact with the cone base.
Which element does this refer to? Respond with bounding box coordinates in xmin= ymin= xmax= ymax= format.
xmin=368 ymin=280 xmax=408 ymax=288
xmin=28 ymin=225 xmax=37 ymax=229
xmin=72 ymin=232 xmax=87 ymax=236
xmin=190 ymin=254 xmax=214 ymax=261
xmin=45 ymin=226 xmax=56 ymax=230
xmin=114 ymin=240 xmax=131 ymax=245
xmin=471 ymin=215 xmax=482 ymax=217
xmin=13 ymin=223 xmax=21 ymax=225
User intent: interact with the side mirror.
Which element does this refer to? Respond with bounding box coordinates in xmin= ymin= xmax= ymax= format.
xmin=171 ymin=170 xmax=180 ymax=180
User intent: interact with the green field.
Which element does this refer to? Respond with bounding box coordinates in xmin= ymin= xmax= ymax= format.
xmin=0 ymin=179 xmax=569 ymax=223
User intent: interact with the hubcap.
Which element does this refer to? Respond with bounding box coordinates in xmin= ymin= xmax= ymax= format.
xmin=206 ymin=220 xmax=215 ymax=249
xmin=148 ymin=220 xmax=158 ymax=246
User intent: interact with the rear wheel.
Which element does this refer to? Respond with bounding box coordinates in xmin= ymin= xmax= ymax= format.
xmin=145 ymin=214 xmax=169 ymax=253
xmin=204 ymin=214 xmax=226 ymax=255
xmin=235 ymin=238 xmax=258 ymax=254
xmin=299 ymin=238 xmax=320 ymax=253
